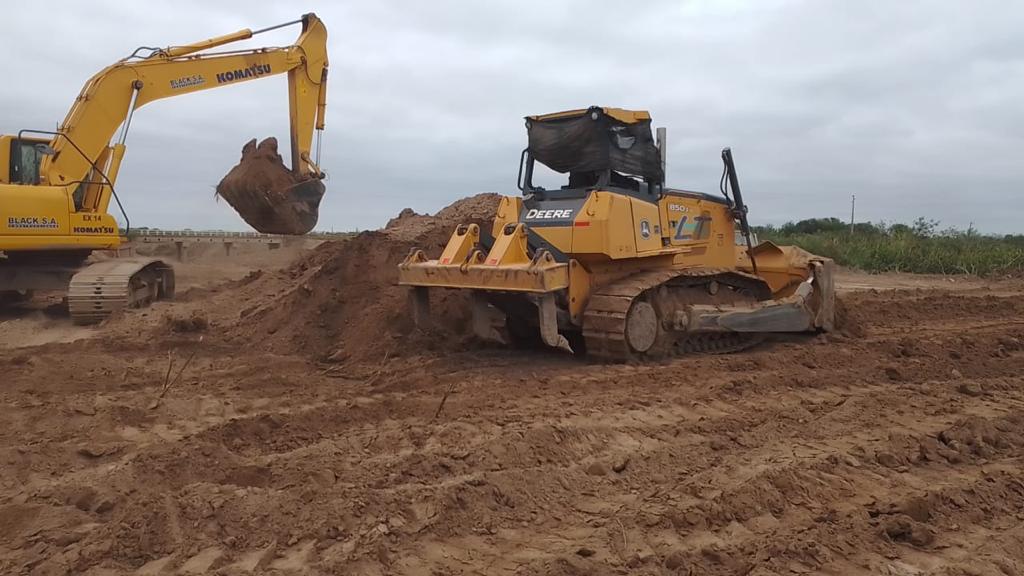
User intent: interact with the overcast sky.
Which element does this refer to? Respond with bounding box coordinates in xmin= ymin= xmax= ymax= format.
xmin=3 ymin=1 xmax=1022 ymax=233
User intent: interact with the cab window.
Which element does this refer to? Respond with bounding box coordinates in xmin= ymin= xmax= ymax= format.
xmin=694 ymin=210 xmax=712 ymax=240
xmin=10 ymin=140 xmax=42 ymax=185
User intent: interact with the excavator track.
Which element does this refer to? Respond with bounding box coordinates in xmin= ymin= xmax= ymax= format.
xmin=582 ymin=268 xmax=770 ymax=362
xmin=67 ymin=258 xmax=175 ymax=325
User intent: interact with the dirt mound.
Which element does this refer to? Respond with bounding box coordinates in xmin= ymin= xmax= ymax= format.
xmin=216 ymin=138 xmax=326 ymax=235
xmin=227 ymin=193 xmax=503 ymax=362
xmin=383 ymin=193 xmax=501 ymax=242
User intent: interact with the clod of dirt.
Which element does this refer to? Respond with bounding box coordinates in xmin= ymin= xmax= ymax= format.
xmin=386 ymin=208 xmax=419 ymax=228
xmin=939 ymin=416 xmax=1018 ymax=454
xmin=884 ymin=366 xmax=905 ymax=382
xmin=67 ymin=486 xmax=98 ymax=511
xmin=880 ymin=514 xmax=936 ymax=547
xmin=612 ymin=456 xmax=630 ymax=473
xmin=664 ymin=550 xmax=688 ymax=570
xmin=896 ymin=496 xmax=933 ymax=522
xmin=997 ymin=336 xmax=1021 ymax=351
xmin=956 ymin=382 xmax=983 ymax=397
xmin=216 ymin=138 xmax=326 ymax=235
xmin=875 ymin=451 xmax=902 ymax=469
xmin=166 ymin=311 xmax=209 ymax=333
xmin=575 ymin=547 xmax=595 ymax=558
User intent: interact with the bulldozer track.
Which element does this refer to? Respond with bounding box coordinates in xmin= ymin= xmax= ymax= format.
xmin=582 ymin=267 xmax=770 ymax=362
xmin=67 ymin=258 xmax=175 ymax=325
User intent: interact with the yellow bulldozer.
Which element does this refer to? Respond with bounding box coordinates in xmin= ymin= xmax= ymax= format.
xmin=398 ymin=107 xmax=835 ymax=361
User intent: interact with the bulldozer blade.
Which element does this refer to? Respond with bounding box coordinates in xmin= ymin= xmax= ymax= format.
xmin=711 ymin=302 xmax=815 ymax=332
xmin=687 ymin=261 xmax=834 ymax=334
xmin=810 ymin=260 xmax=836 ymax=331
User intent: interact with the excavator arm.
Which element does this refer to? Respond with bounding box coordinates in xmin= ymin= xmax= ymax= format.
xmin=38 ymin=13 xmax=328 ymax=201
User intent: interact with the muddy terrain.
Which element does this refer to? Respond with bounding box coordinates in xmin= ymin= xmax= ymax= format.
xmin=1 ymin=197 xmax=1023 ymax=575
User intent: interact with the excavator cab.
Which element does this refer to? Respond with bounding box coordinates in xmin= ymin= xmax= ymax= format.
xmin=1 ymin=136 xmax=50 ymax=185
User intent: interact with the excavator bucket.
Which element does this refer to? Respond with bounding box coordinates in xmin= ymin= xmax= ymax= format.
xmin=216 ymin=138 xmax=325 ymax=235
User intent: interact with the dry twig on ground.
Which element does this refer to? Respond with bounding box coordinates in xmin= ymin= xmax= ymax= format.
xmin=149 ymin=337 xmax=204 ymax=409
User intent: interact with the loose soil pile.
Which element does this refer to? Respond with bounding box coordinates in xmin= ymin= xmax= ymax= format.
xmin=216 ymin=138 xmax=326 ymax=235
xmin=226 ymin=193 xmax=503 ymax=362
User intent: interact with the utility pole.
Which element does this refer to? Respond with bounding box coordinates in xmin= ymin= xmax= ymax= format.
xmin=849 ymin=194 xmax=856 ymax=235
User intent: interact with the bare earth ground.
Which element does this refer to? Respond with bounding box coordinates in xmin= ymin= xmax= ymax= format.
xmin=0 ymin=241 xmax=315 ymax=350
xmin=2 ymin=239 xmax=1024 ymax=575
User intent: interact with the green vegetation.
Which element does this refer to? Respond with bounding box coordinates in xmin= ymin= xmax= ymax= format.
xmin=754 ymin=217 xmax=1024 ymax=276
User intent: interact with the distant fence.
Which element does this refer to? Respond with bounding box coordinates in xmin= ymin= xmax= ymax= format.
xmin=127 ymin=229 xmax=351 ymax=242
xmin=122 ymin=229 xmax=352 ymax=260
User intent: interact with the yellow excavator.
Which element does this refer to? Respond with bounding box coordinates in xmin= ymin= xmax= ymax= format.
xmin=398 ymin=107 xmax=835 ymax=361
xmin=0 ymin=14 xmax=328 ymax=323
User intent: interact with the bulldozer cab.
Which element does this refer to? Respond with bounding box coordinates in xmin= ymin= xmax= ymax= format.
xmin=518 ymin=107 xmax=664 ymax=203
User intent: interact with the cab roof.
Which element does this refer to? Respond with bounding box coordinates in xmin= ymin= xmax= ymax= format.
xmin=526 ymin=107 xmax=652 ymax=125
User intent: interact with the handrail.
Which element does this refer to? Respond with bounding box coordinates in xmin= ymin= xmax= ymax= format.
xmin=16 ymin=128 xmax=131 ymax=234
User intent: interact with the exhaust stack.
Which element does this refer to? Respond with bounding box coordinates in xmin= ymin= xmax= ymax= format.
xmin=656 ymin=127 xmax=667 ymax=185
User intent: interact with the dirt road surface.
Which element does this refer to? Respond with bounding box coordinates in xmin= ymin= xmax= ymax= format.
xmin=2 ymin=207 xmax=1023 ymax=575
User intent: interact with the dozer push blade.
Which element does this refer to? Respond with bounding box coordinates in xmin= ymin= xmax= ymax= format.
xmin=683 ymin=260 xmax=836 ymax=334
xmin=216 ymin=137 xmax=326 ymax=235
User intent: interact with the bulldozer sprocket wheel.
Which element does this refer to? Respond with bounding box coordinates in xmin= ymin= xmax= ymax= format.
xmin=625 ymin=300 xmax=659 ymax=353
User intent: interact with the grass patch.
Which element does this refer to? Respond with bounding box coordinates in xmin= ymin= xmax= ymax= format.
xmin=755 ymin=218 xmax=1024 ymax=276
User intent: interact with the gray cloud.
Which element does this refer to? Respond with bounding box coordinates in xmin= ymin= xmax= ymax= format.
xmin=2 ymin=0 xmax=1022 ymax=233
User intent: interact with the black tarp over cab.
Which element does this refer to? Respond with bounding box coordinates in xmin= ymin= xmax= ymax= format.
xmin=525 ymin=106 xmax=664 ymax=184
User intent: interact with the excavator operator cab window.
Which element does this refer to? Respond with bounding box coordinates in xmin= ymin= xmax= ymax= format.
xmin=9 ymin=139 xmax=46 ymax=185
